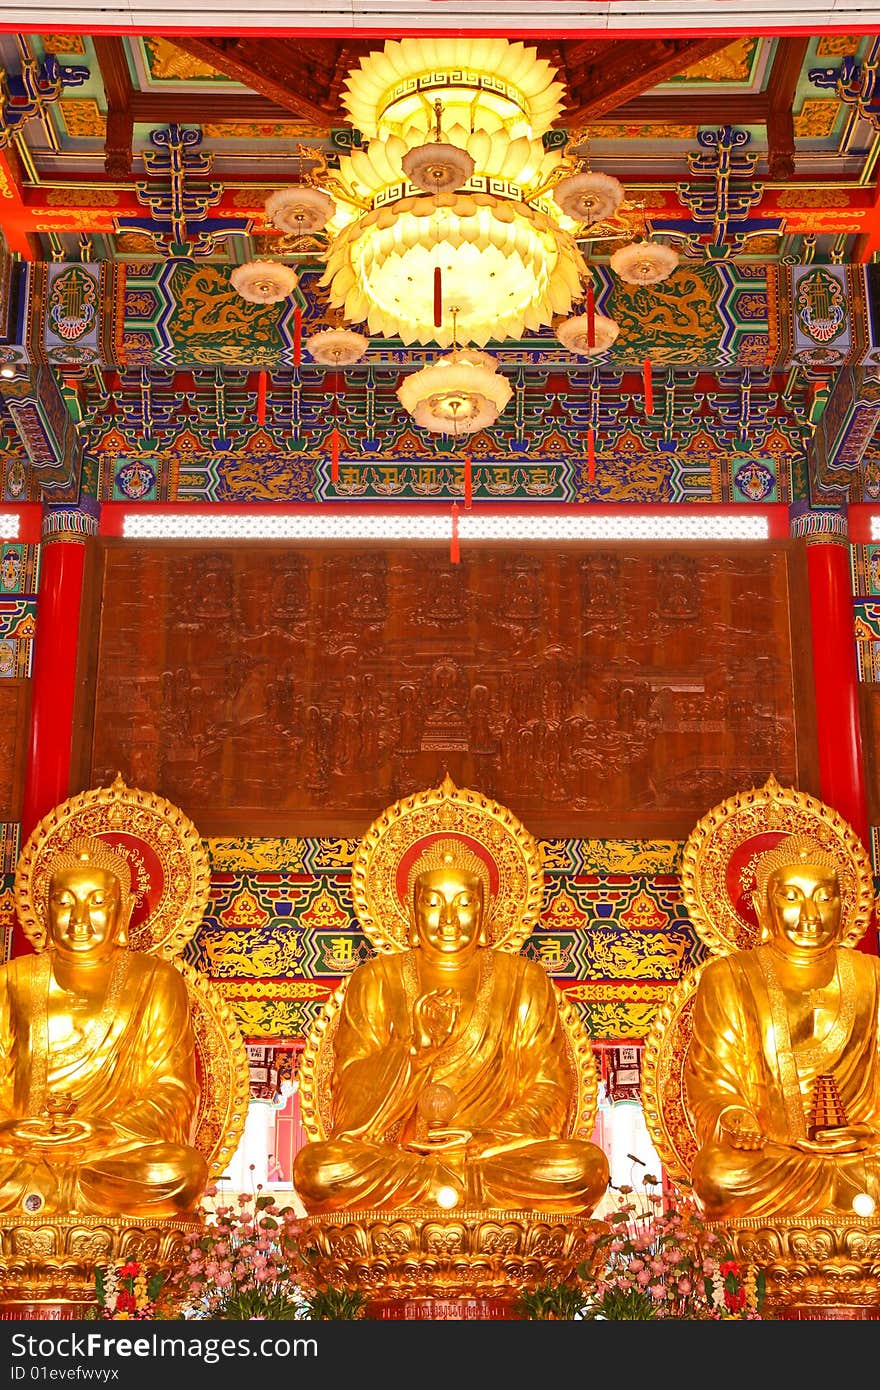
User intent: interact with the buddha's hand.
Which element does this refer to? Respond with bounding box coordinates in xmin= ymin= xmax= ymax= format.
xmin=795 ymin=1124 xmax=874 ymax=1155
xmin=409 ymin=988 xmax=461 ymax=1058
xmin=465 ymin=1129 xmax=530 ymax=1159
xmin=720 ymin=1108 xmax=764 ymax=1151
xmin=0 ymin=1114 xmax=113 ymax=1148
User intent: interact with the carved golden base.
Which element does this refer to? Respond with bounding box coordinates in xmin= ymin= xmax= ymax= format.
xmin=292 ymin=1208 xmax=607 ymax=1318
xmin=711 ymin=1214 xmax=880 ymax=1321
xmin=0 ymin=1213 xmax=203 ymax=1320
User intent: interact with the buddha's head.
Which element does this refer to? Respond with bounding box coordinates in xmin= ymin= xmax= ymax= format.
xmin=752 ymin=834 xmax=842 ymax=956
xmin=46 ymin=836 xmax=134 ymax=964
xmin=407 ymin=838 xmax=491 ymax=960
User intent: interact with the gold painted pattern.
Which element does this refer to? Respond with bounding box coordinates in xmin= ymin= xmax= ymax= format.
xmin=142 ymin=37 xmax=227 ymax=81
xmin=57 ymin=101 xmax=106 ymax=140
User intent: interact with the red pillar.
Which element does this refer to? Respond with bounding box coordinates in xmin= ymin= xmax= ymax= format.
xmin=804 ymin=528 xmax=875 ymax=953
xmin=16 ymin=508 xmax=93 ymax=956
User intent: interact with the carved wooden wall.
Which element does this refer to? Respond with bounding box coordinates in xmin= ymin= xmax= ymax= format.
xmin=859 ymin=686 xmax=880 ymax=826
xmin=0 ymin=681 xmax=30 ymax=824
xmin=83 ymin=541 xmax=815 ymax=839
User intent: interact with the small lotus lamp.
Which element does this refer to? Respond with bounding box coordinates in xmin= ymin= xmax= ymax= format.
xmin=610 ymin=240 xmax=679 ymax=285
xmin=230 ymin=260 xmax=300 ymax=304
xmin=556 ymin=311 xmax=620 ymax=355
xmin=306 ymin=327 xmax=370 ymax=366
xmin=265 ymin=186 xmax=336 ymax=235
xmin=553 ymin=170 xmax=624 ymax=226
xmin=397 ymin=348 xmax=511 ymax=436
xmin=401 ymin=101 xmax=475 ymax=193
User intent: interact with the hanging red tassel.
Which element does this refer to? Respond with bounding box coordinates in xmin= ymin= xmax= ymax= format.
xmin=587 ymin=427 xmax=595 ymax=483
xmin=643 ymin=357 xmax=654 ymax=415
xmin=330 ymin=426 xmax=340 ymax=484
xmin=586 ymin=284 xmax=595 ymax=349
xmin=293 ymin=307 xmax=302 ymax=366
xmin=433 ymin=266 xmax=442 ymax=329
xmin=450 ymin=501 xmax=460 ymax=564
xmin=256 ymin=370 xmax=267 ymax=425
xmin=464 ymin=454 xmax=472 ymax=509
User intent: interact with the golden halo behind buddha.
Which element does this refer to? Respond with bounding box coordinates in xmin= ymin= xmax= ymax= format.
xmin=14 ymin=773 xmax=211 ymax=956
xmin=350 ymin=773 xmax=544 ymax=953
xmin=680 ymin=773 xmax=874 ymax=955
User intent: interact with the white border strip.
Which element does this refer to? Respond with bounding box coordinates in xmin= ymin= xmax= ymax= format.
xmin=120 ymin=512 xmax=770 ymax=542
xmin=0 ymin=4 xmax=866 ymax=31
xmin=0 ymin=513 xmax=21 ymax=540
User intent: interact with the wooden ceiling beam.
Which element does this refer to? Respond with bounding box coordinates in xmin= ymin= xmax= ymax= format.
xmin=165 ymin=36 xmax=342 ymax=126
xmin=92 ymin=36 xmax=134 ymax=177
xmin=558 ymin=35 xmax=738 ymax=126
xmin=767 ymin=37 xmax=810 ymax=180
xmin=128 ymin=93 xmax=299 ymax=125
xmin=592 ymin=93 xmax=768 ymax=126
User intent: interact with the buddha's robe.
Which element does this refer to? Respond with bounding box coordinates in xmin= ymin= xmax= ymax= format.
xmin=294 ymin=947 xmax=609 ymax=1212
xmin=0 ymin=951 xmax=208 ymax=1216
xmin=684 ymin=945 xmax=880 ymax=1218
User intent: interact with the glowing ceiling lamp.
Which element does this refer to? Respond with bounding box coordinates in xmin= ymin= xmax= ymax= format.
xmin=396 ymin=347 xmax=512 ymax=435
xmin=306 ymin=327 xmax=370 ymax=365
xmin=556 ymin=311 xmax=620 ymax=355
xmin=230 ymin=260 xmax=299 ymax=304
xmin=610 ymin=240 xmax=679 ymax=285
xmin=317 ymin=37 xmax=589 ymax=349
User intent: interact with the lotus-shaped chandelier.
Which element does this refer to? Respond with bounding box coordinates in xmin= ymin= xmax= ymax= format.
xmin=315 ymin=37 xmax=590 ymax=349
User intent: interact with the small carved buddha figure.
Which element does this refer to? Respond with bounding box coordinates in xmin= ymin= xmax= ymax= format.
xmin=0 ymin=837 xmax=208 ymax=1217
xmin=293 ymin=839 xmax=610 ymax=1213
xmin=684 ymin=834 xmax=880 ymax=1219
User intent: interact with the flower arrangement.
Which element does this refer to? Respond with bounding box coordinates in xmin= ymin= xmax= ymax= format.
xmin=166 ymin=1191 xmax=308 ymax=1320
xmin=576 ymin=1180 xmax=765 ymax=1320
xmin=516 ymin=1280 xmax=591 ymax=1320
xmin=519 ymin=1179 xmax=765 ymax=1320
xmin=304 ymin=1285 xmax=366 ymax=1320
xmin=93 ymin=1261 xmax=164 ymax=1320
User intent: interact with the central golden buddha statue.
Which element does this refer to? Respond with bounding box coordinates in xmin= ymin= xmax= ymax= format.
xmin=0 ymin=836 xmax=208 ymax=1218
xmin=294 ymin=833 xmax=609 ymax=1214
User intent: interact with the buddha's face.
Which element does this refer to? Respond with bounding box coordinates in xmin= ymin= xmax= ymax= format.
xmin=760 ymin=861 xmax=842 ymax=955
xmin=412 ymin=866 xmax=484 ymax=962
xmin=47 ymin=863 xmax=126 ymax=964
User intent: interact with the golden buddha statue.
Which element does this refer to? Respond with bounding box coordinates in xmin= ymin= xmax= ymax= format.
xmin=684 ymin=832 xmax=880 ymax=1220
xmin=0 ymin=835 xmax=208 ymax=1217
xmin=0 ymin=776 xmax=250 ymax=1318
xmin=295 ymin=836 xmax=609 ymax=1213
xmin=291 ymin=779 xmax=609 ymax=1315
xmin=642 ymin=776 xmax=880 ymax=1319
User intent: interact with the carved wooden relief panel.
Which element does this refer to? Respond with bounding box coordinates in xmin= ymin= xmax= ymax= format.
xmin=859 ymin=686 xmax=880 ymax=825
xmin=87 ymin=543 xmax=812 ymax=838
xmin=0 ymin=680 xmax=30 ymax=823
